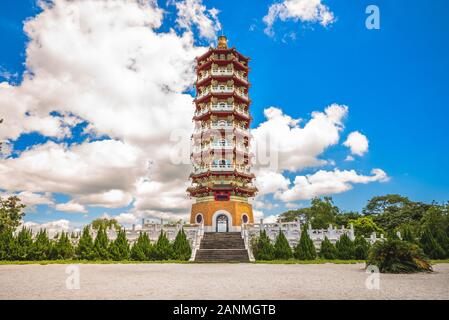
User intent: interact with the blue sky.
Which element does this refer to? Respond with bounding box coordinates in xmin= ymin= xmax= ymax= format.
xmin=0 ymin=0 xmax=448 ymax=229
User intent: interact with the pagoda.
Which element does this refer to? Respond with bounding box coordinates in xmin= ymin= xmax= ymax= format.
xmin=187 ymin=35 xmax=257 ymax=232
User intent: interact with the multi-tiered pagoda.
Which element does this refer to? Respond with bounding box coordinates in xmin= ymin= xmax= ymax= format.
xmin=188 ymin=36 xmax=257 ymax=232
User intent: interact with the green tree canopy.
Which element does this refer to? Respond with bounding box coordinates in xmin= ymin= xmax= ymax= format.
xmin=91 ymin=218 xmax=121 ymax=232
xmin=0 ymin=196 xmax=26 ymax=233
xmin=349 ymin=216 xmax=384 ymax=237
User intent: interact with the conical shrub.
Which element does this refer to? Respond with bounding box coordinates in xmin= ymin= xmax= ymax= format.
xmin=336 ymin=233 xmax=355 ymax=260
xmin=252 ymin=230 xmax=274 ymax=261
xmin=319 ymin=236 xmax=337 ymax=259
xmin=294 ymin=227 xmax=317 ymax=260
xmin=354 ymin=235 xmax=370 ymax=260
xmin=131 ymin=232 xmax=153 ymax=261
xmin=76 ymin=226 xmax=95 ymax=260
xmin=109 ymin=229 xmax=130 ymax=261
xmin=172 ymin=228 xmax=192 ymax=261
xmin=154 ymin=231 xmax=174 ymax=260
xmin=274 ymin=230 xmax=292 ymax=260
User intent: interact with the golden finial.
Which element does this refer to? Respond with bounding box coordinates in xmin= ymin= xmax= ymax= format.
xmin=217 ymin=35 xmax=228 ymax=49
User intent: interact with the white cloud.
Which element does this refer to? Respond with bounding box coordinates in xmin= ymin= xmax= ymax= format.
xmin=254 ymin=170 xmax=290 ymax=196
xmin=276 ymin=168 xmax=389 ymax=202
xmin=55 ymin=201 xmax=87 ymax=213
xmin=22 ymin=219 xmax=71 ymax=237
xmin=174 ymin=0 xmax=221 ymax=40
xmin=344 ymin=155 xmax=355 ymax=162
xmin=252 ymin=104 xmax=348 ymax=172
xmin=263 ymin=0 xmax=335 ymax=36
xmin=0 ymin=0 xmax=214 ymax=220
xmin=343 ymin=131 xmax=369 ymax=156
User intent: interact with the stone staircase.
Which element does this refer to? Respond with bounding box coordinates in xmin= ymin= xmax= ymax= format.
xmin=194 ymin=232 xmax=250 ymax=262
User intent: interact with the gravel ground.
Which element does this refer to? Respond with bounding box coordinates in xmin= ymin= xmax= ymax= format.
xmin=0 ymin=263 xmax=448 ymax=300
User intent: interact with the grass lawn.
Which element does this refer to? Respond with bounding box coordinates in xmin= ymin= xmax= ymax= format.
xmin=1 ymin=259 xmax=449 ymax=265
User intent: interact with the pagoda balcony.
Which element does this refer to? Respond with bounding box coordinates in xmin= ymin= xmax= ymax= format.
xmin=193 ymin=104 xmax=249 ymax=119
xmin=192 ymin=164 xmax=251 ymax=175
xmin=197 ymin=69 xmax=248 ymax=85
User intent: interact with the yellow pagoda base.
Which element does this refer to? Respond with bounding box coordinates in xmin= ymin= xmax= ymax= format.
xmin=190 ymin=199 xmax=254 ymax=232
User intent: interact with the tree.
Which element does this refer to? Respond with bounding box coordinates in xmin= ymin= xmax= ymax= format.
xmin=0 ymin=196 xmax=26 ymax=233
xmin=172 ymin=229 xmax=192 ymax=261
xmin=76 ymin=226 xmax=95 ymax=260
xmin=335 ymin=211 xmax=361 ymax=228
xmin=252 ymin=230 xmax=275 ymax=261
xmin=363 ymin=194 xmax=411 ymax=216
xmin=419 ymin=227 xmax=446 ymax=259
xmin=274 ymin=230 xmax=292 ymax=260
xmin=308 ymin=197 xmax=339 ymax=229
xmin=0 ymin=228 xmax=14 ymax=260
xmin=51 ymin=232 xmax=74 ymax=260
xmin=319 ymin=237 xmax=337 ymax=259
xmin=349 ymin=216 xmax=384 ymax=237
xmin=93 ymin=226 xmax=110 ymax=260
xmin=153 ymin=231 xmax=173 ymax=260
xmin=335 ymin=233 xmax=355 ymax=260
xmin=11 ymin=227 xmax=33 ymax=260
xmin=400 ymin=224 xmax=417 ymax=243
xmin=278 ymin=197 xmax=339 ymax=228
xmin=367 ymin=239 xmax=432 ymax=273
xmin=31 ymin=229 xmax=51 ymax=260
xmin=109 ymin=229 xmax=130 ymax=261
xmin=420 ymin=205 xmax=449 ymax=256
xmin=354 ymin=235 xmax=370 ymax=260
xmin=130 ymin=232 xmax=153 ymax=261
xmin=294 ymin=226 xmax=316 ymax=260
xmin=91 ymin=218 xmax=121 ymax=232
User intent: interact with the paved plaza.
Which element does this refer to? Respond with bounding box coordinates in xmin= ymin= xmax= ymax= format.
xmin=0 ymin=263 xmax=448 ymax=300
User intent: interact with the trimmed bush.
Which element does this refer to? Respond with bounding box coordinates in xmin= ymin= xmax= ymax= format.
xmin=0 ymin=228 xmax=14 ymax=260
xmin=294 ymin=227 xmax=316 ymax=260
xmin=130 ymin=232 xmax=153 ymax=261
xmin=319 ymin=236 xmax=337 ymax=259
xmin=274 ymin=230 xmax=293 ymax=260
xmin=153 ymin=231 xmax=174 ymax=260
xmin=109 ymin=229 xmax=130 ymax=261
xmin=51 ymin=232 xmax=74 ymax=260
xmin=76 ymin=226 xmax=95 ymax=260
xmin=31 ymin=229 xmax=51 ymax=260
xmin=252 ymin=230 xmax=275 ymax=261
xmin=335 ymin=233 xmax=355 ymax=260
xmin=420 ymin=227 xmax=446 ymax=259
xmin=172 ymin=228 xmax=192 ymax=261
xmin=11 ymin=227 xmax=33 ymax=260
xmin=354 ymin=235 xmax=370 ymax=260
xmin=367 ymin=239 xmax=432 ymax=273
xmin=93 ymin=226 xmax=110 ymax=260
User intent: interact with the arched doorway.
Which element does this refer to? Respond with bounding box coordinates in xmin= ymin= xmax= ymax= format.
xmin=216 ymin=214 xmax=229 ymax=232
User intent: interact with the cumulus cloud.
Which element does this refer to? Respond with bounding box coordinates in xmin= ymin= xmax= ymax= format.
xmin=55 ymin=201 xmax=87 ymax=213
xmin=263 ymin=0 xmax=335 ymax=36
xmin=0 ymin=0 xmax=214 ymax=222
xmin=174 ymin=0 xmax=221 ymax=40
xmin=343 ymin=131 xmax=369 ymax=156
xmin=0 ymin=191 xmax=54 ymax=210
xmin=276 ymin=168 xmax=389 ymax=202
xmin=22 ymin=219 xmax=72 ymax=237
xmin=252 ymin=103 xmax=347 ymax=173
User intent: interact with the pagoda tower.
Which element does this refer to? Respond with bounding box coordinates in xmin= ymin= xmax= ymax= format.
xmin=188 ymin=36 xmax=257 ymax=232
